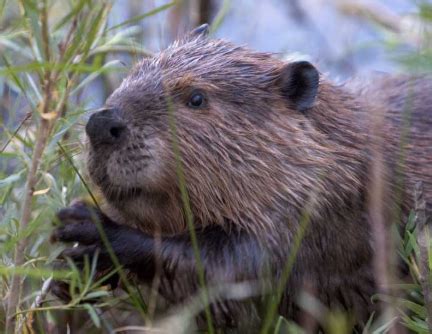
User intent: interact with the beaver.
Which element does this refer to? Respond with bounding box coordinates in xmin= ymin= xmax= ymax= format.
xmin=52 ymin=24 xmax=432 ymax=330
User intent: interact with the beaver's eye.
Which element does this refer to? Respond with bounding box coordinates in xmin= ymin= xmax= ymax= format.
xmin=188 ymin=92 xmax=205 ymax=108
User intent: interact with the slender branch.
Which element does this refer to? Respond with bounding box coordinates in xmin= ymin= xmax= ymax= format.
xmin=5 ymin=118 xmax=52 ymax=333
xmin=40 ymin=0 xmax=52 ymax=97
xmin=5 ymin=1 xmax=56 ymax=331
xmin=6 ymin=3 xmax=63 ymax=327
xmin=40 ymin=0 xmax=51 ymax=63
xmin=6 ymin=64 xmax=82 ymax=330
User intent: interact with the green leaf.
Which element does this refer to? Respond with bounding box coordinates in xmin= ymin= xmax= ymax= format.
xmin=405 ymin=231 xmax=419 ymax=256
xmin=0 ymin=170 xmax=24 ymax=188
xmin=371 ymin=316 xmax=398 ymax=334
xmin=400 ymin=312 xmax=429 ymax=333
xmin=0 ymin=33 xmax=34 ymax=60
xmin=21 ymin=0 xmax=44 ymax=61
xmin=71 ymin=59 xmax=123 ymax=95
xmin=83 ymin=303 xmax=101 ymax=328
xmin=53 ymin=0 xmax=87 ymax=31
xmin=84 ymin=290 xmax=110 ymax=300
xmin=406 ymin=210 xmax=416 ymax=231
xmin=398 ymin=299 xmax=426 ymax=318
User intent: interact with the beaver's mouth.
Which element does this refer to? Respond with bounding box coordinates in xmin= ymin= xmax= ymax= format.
xmin=87 ymin=159 xmax=142 ymax=202
xmin=86 ymin=131 xmax=166 ymax=203
xmin=94 ymin=172 xmax=144 ymax=202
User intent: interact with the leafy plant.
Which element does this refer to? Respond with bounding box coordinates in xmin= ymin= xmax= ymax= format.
xmin=0 ymin=0 xmax=173 ymax=332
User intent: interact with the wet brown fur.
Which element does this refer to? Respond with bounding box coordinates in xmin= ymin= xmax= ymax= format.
xmin=85 ymin=33 xmax=432 ymax=328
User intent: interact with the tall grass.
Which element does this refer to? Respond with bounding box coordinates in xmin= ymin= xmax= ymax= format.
xmin=0 ymin=1 xmax=173 ymax=332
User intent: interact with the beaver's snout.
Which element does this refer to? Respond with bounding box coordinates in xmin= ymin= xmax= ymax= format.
xmin=86 ymin=108 xmax=127 ymax=145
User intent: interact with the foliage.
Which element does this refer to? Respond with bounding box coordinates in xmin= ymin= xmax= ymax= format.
xmin=0 ymin=0 xmax=172 ymax=332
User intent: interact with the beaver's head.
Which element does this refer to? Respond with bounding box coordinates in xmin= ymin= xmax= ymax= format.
xmin=86 ymin=25 xmax=359 ymax=233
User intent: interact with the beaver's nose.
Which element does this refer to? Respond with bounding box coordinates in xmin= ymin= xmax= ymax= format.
xmin=86 ymin=108 xmax=127 ymax=145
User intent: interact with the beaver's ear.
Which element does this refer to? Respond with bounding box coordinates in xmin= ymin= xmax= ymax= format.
xmin=189 ymin=23 xmax=210 ymax=38
xmin=278 ymin=61 xmax=319 ymax=112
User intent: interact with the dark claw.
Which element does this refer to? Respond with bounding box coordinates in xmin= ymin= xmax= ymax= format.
xmin=51 ymin=201 xmax=103 ymax=245
xmin=56 ymin=201 xmax=99 ymax=224
xmin=52 ymin=201 xmax=122 ymax=273
xmin=51 ymin=221 xmax=99 ymax=244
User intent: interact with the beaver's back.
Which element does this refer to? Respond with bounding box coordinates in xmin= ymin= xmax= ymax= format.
xmin=354 ymin=74 xmax=432 ymax=213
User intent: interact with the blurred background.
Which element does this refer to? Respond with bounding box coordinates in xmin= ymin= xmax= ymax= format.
xmin=130 ymin=0 xmax=420 ymax=74
xmin=90 ymin=0 xmax=430 ymax=103
xmin=1 ymin=0 xmax=430 ymax=124
xmin=94 ymin=0 xmax=428 ymax=107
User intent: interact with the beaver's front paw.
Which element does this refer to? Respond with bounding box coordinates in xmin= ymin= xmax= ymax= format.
xmin=51 ymin=201 xmax=151 ymax=302
xmin=51 ymin=201 xmax=132 ymax=273
xmin=52 ymin=201 xmax=101 ymax=243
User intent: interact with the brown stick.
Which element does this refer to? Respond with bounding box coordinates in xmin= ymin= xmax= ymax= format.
xmin=6 ymin=59 xmax=83 ymax=332
xmin=5 ymin=119 xmax=52 ymax=332
xmin=5 ymin=2 xmax=55 ymax=331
